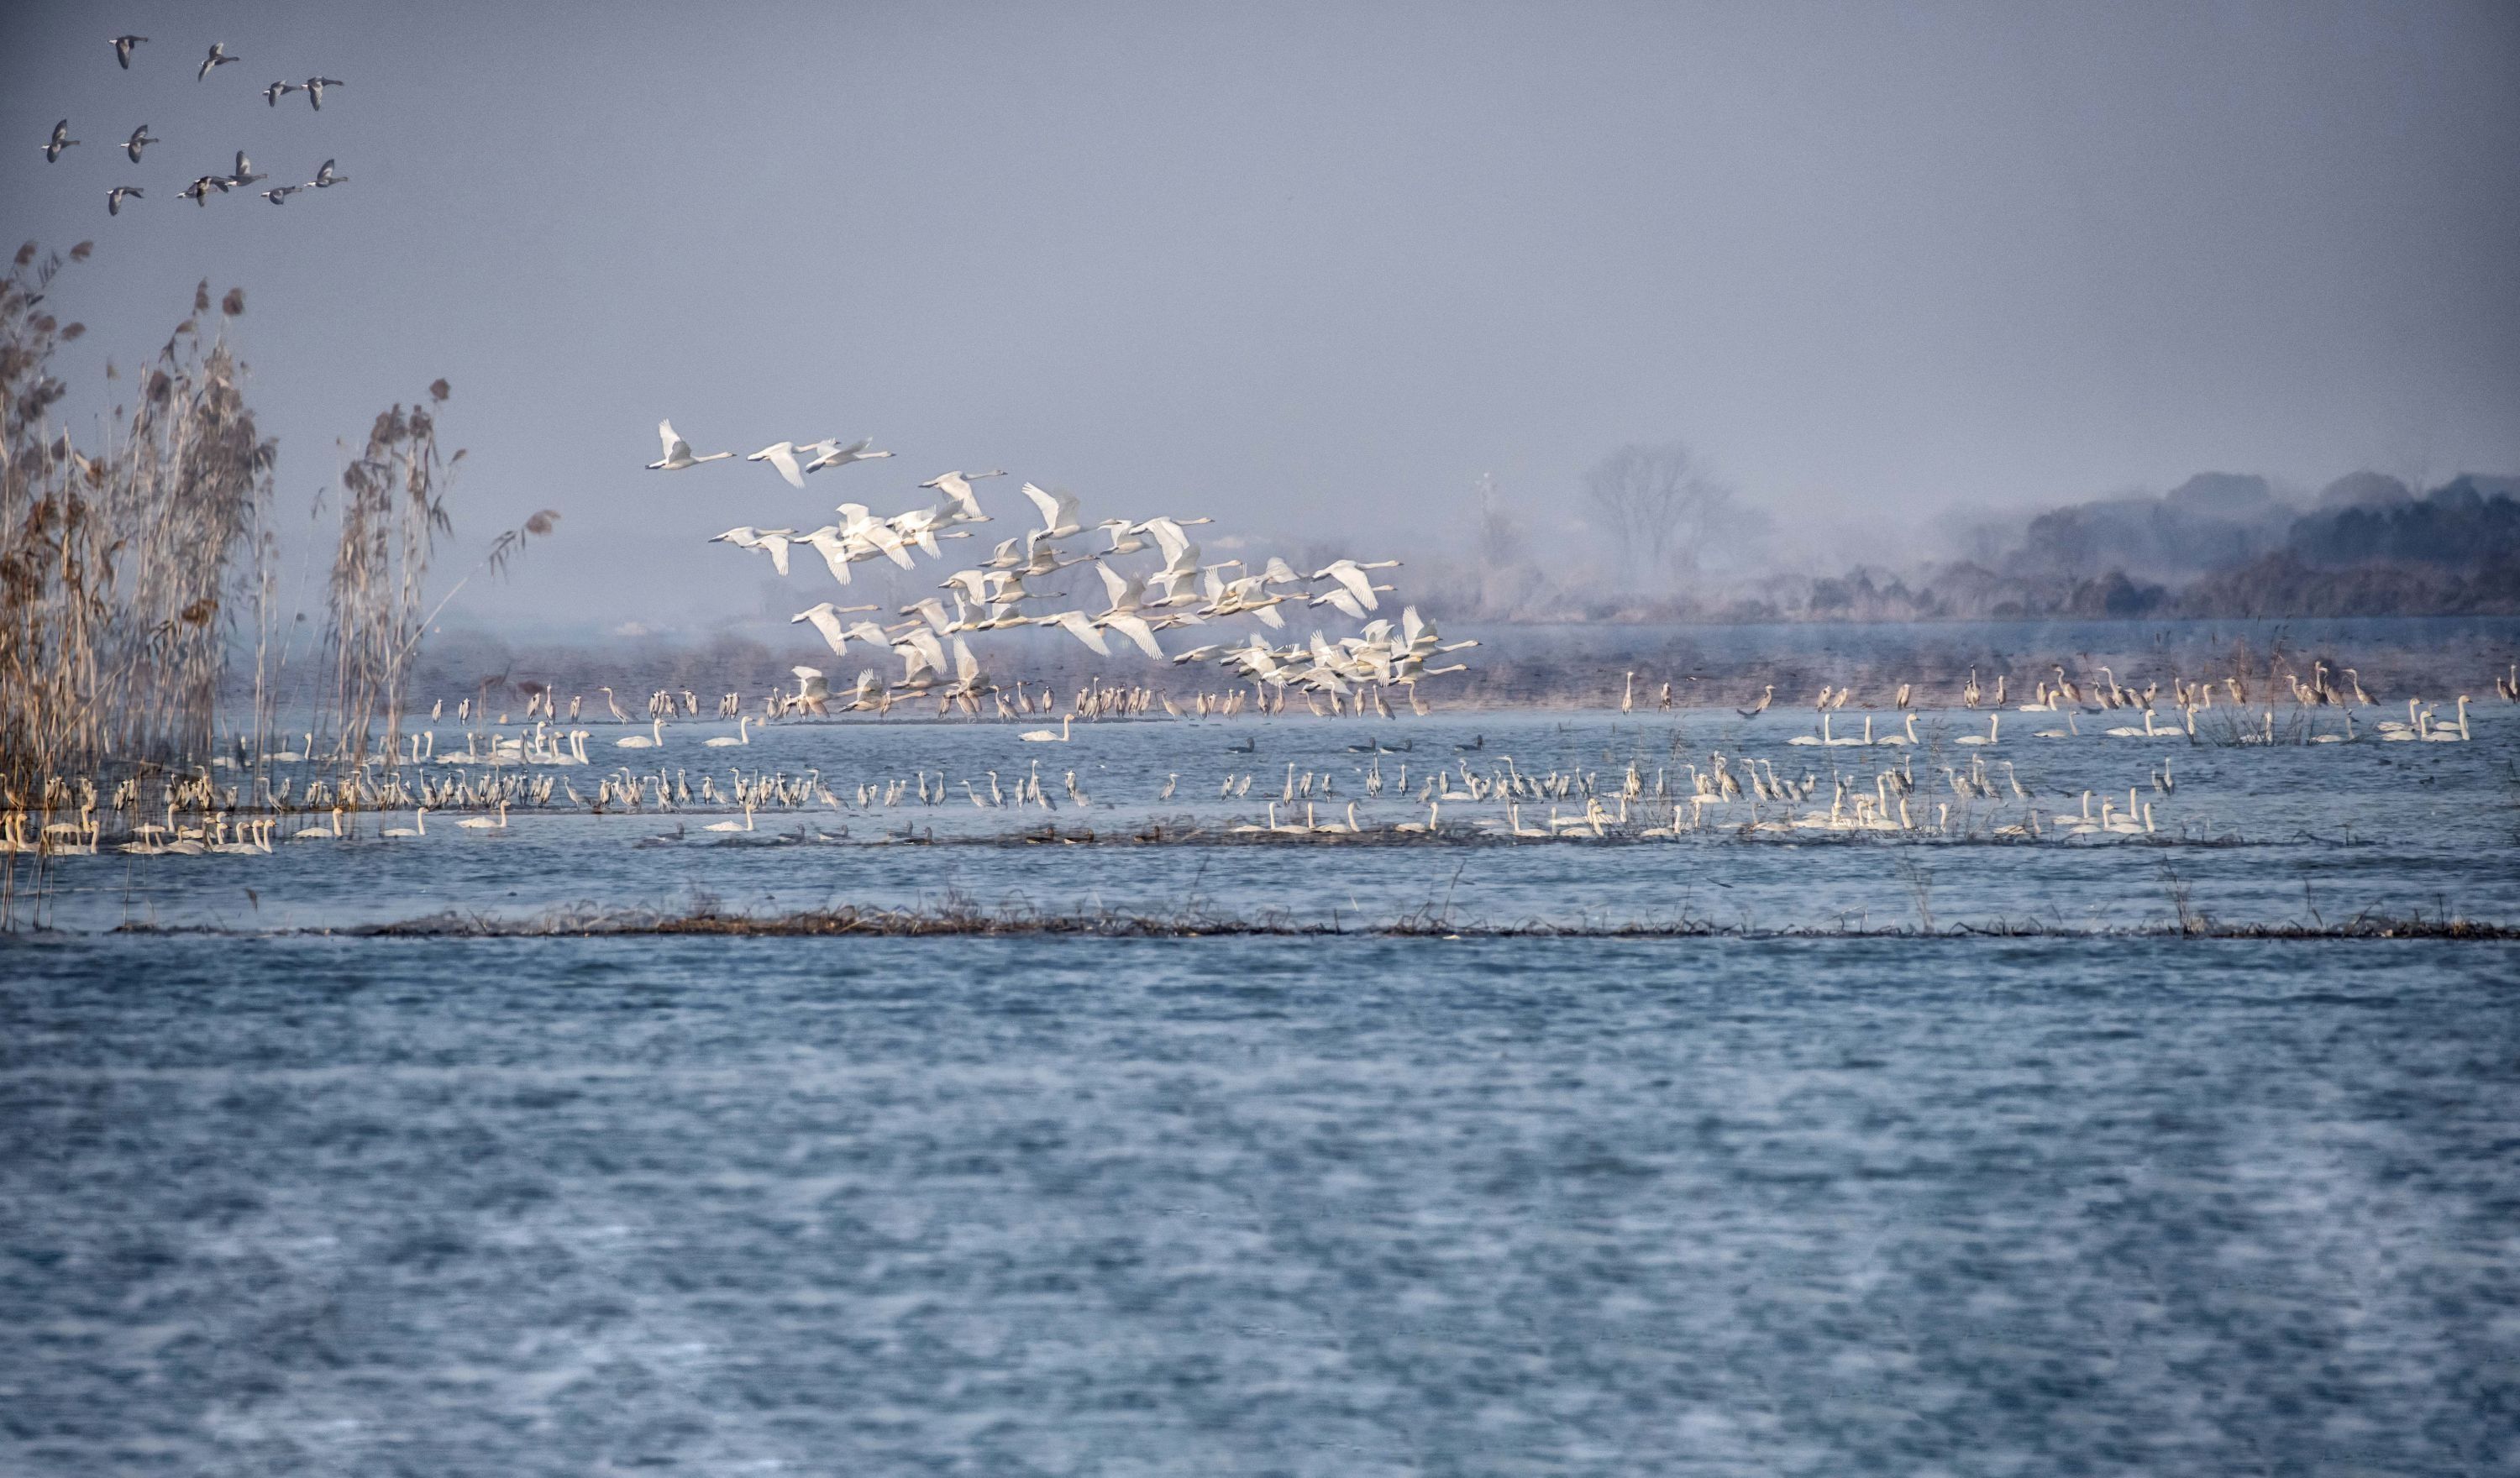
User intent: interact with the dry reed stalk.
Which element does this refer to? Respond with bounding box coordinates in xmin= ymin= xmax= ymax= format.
xmin=2 ymin=246 xmax=274 ymax=790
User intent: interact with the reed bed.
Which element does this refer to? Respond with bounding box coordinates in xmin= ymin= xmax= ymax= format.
xmin=0 ymin=243 xmax=564 ymax=928
xmin=1 ymin=249 xmax=274 ymax=788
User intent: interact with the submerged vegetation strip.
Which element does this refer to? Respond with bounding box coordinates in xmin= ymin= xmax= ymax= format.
xmin=269 ymin=899 xmax=2520 ymax=941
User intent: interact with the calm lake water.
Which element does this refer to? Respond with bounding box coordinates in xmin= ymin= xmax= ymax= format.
xmin=4 ymin=617 xmax=2515 ymax=1473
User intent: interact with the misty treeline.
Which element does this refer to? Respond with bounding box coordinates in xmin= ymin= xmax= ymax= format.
xmin=0 ymin=241 xmax=551 ymax=790
xmin=1427 ymin=447 xmax=2520 ymax=624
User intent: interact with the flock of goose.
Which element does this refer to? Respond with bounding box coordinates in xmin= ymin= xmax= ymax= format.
xmin=42 ymin=33 xmax=350 ymax=213
xmin=655 ymin=420 xmax=1473 ymax=719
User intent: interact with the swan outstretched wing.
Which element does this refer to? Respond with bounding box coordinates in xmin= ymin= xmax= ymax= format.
xmin=1326 ymin=561 xmax=1377 ymax=607
xmin=752 ymin=443 xmax=805 ymax=488
xmin=1105 ymin=613 xmax=1164 ymax=661
xmin=793 ymin=605 xmax=849 ymax=653
xmin=756 ymin=532 xmax=793 ymax=576
xmin=1053 ymin=610 xmax=1111 ymax=656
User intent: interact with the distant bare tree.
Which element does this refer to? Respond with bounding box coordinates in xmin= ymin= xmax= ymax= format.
xmin=1474 ymin=471 xmax=1519 ymax=570
xmin=1583 ymin=442 xmax=1734 ymax=590
xmin=1469 ymin=471 xmax=1548 ymax=617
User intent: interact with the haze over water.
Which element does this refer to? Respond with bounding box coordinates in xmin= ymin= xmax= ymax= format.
xmin=6 ymin=2 xmax=2518 ymax=1471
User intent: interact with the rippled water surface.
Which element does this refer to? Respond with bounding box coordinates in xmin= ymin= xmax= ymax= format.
xmin=6 ymin=935 xmax=2516 ymax=1475
xmin=5 ymin=637 xmax=2517 ymax=1473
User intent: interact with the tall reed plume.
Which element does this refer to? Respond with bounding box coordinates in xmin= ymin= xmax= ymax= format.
xmin=1 ymin=244 xmax=274 ymax=789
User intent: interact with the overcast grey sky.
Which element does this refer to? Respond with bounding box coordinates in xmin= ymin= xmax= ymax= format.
xmin=7 ymin=0 xmax=2516 ymax=628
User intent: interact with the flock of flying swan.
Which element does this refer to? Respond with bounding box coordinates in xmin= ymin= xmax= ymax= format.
xmin=43 ymin=33 xmax=352 ymax=214
xmin=653 ymin=419 xmax=1473 ymax=722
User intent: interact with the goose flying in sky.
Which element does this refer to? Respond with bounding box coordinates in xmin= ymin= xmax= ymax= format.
xmin=303 ymin=77 xmax=344 ymax=109
xmin=109 ymin=34 xmax=148 ymax=69
xmin=43 ymin=121 xmax=78 ymax=163
xmin=106 ymin=186 xmax=143 ymax=216
xmin=197 ymin=43 xmax=239 ymax=81
xmin=123 ymin=123 xmax=157 ymax=162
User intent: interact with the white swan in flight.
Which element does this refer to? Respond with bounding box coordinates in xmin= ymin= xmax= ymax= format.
xmin=1021 ymin=483 xmax=1084 ymax=540
xmin=1095 ymin=519 xmax=1149 ymax=554
xmin=1104 ymin=613 xmax=1165 ymax=660
xmin=649 ymin=420 xmax=733 ymax=470
xmin=1046 ymin=610 xmax=1112 ymax=656
xmin=709 ymin=526 xmax=795 ymax=576
xmin=747 ymin=441 xmax=808 ymax=488
xmin=791 ymin=600 xmax=878 ymax=653
xmin=806 ymin=438 xmax=894 ymax=474
xmin=835 ymin=505 xmax=915 ymax=569
xmin=919 ymin=470 xmax=1003 ymax=523
xmin=802 ymin=526 xmax=895 ymax=584
xmin=1131 ymin=516 xmax=1214 ymax=560
xmin=1313 ymin=558 xmax=1403 ymax=612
